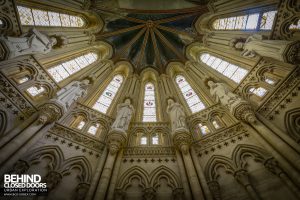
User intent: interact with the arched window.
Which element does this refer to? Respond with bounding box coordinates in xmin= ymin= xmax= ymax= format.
xmin=175 ymin=75 xmax=205 ymax=113
xmin=152 ymin=134 xmax=159 ymax=145
xmin=249 ymin=87 xmax=267 ymax=97
xmin=142 ymin=83 xmax=157 ymax=122
xmin=18 ymin=76 xmax=30 ymax=84
xmin=47 ymin=52 xmax=98 ymax=82
xmin=26 ymin=86 xmax=45 ymax=96
xmin=289 ymin=20 xmax=300 ymax=30
xmin=87 ymin=123 xmax=100 ymax=135
xmin=141 ymin=136 xmax=147 ymax=145
xmin=93 ymin=75 xmax=124 ymax=114
xmin=200 ymin=53 xmax=248 ymax=83
xmin=265 ymin=78 xmax=276 ymax=85
xmin=77 ymin=121 xmax=85 ymax=130
xmin=17 ymin=6 xmax=85 ymax=27
xmin=198 ymin=123 xmax=210 ymax=135
xmin=212 ymin=120 xmax=221 ymax=129
xmin=213 ymin=10 xmax=277 ymax=31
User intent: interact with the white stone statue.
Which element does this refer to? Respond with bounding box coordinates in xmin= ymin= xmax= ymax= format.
xmin=207 ymin=80 xmax=242 ymax=112
xmin=54 ymin=79 xmax=90 ymax=110
xmin=111 ymin=98 xmax=134 ymax=132
xmin=229 ymin=34 xmax=300 ymax=63
xmin=0 ymin=28 xmax=57 ymax=59
xmin=166 ymin=99 xmax=188 ymax=133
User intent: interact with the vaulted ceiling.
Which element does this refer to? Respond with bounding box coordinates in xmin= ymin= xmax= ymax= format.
xmin=94 ymin=4 xmax=208 ymax=73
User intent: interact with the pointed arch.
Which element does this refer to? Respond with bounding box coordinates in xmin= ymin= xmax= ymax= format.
xmin=150 ymin=166 xmax=180 ymax=189
xmin=205 ymin=155 xmax=236 ymax=181
xmin=285 ymin=108 xmax=300 ymax=142
xmin=61 ymin=156 xmax=92 ymax=183
xmin=117 ymin=166 xmax=149 ymax=189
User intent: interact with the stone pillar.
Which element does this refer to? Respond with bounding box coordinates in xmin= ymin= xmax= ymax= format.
xmin=175 ymin=150 xmax=193 ymax=200
xmin=143 ymin=187 xmax=156 ymax=200
xmin=264 ymin=158 xmax=300 ymax=199
xmin=93 ymin=129 xmax=127 ymax=200
xmin=85 ymin=147 xmax=108 ymax=200
xmin=172 ymin=188 xmax=184 ymax=200
xmin=207 ymin=181 xmax=222 ymax=200
xmin=0 ymin=103 xmax=64 ymax=175
xmin=190 ymin=147 xmax=213 ymax=200
xmin=234 ymin=169 xmax=261 ymax=200
xmin=106 ymin=149 xmax=124 ymax=200
xmin=173 ymin=129 xmax=205 ymax=200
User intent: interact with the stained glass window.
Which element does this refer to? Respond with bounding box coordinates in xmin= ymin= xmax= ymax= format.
xmin=249 ymin=87 xmax=267 ymax=97
xmin=27 ymin=86 xmax=45 ymax=96
xmin=17 ymin=6 xmax=85 ymax=27
xmin=213 ymin=10 xmax=277 ymax=31
xmin=175 ymin=75 xmax=206 ymax=113
xmin=199 ymin=123 xmax=210 ymax=135
xmin=142 ymin=83 xmax=157 ymax=122
xmin=93 ymin=75 xmax=124 ymax=114
xmin=200 ymin=53 xmax=248 ymax=83
xmin=77 ymin=121 xmax=85 ymax=130
xmin=152 ymin=135 xmax=159 ymax=145
xmin=141 ymin=136 xmax=147 ymax=145
xmin=289 ymin=20 xmax=300 ymax=30
xmin=87 ymin=123 xmax=99 ymax=135
xmin=47 ymin=53 xmax=98 ymax=82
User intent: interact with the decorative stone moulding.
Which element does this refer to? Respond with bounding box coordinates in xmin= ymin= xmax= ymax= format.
xmin=107 ymin=129 xmax=127 ymax=155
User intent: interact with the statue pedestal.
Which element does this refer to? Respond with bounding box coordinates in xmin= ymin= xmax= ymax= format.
xmin=107 ymin=129 xmax=127 ymax=155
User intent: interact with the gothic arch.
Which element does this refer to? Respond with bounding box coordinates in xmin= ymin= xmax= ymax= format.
xmin=117 ymin=166 xmax=149 ymax=189
xmin=150 ymin=166 xmax=180 ymax=189
xmin=25 ymin=145 xmax=64 ymax=171
xmin=232 ymin=144 xmax=271 ymax=169
xmin=285 ymin=108 xmax=300 ymax=142
xmin=61 ymin=156 xmax=92 ymax=183
xmin=205 ymin=155 xmax=236 ymax=181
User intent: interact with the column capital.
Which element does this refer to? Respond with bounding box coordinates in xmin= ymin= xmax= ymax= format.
xmin=44 ymin=171 xmax=63 ymax=191
xmin=107 ymin=129 xmax=127 ymax=155
xmin=143 ymin=187 xmax=156 ymax=200
xmin=231 ymin=101 xmax=257 ymax=124
xmin=173 ymin=129 xmax=192 ymax=154
xmin=234 ymin=169 xmax=251 ymax=187
xmin=264 ymin=158 xmax=284 ymax=176
xmin=38 ymin=102 xmax=65 ymax=124
xmin=172 ymin=188 xmax=184 ymax=200
xmin=207 ymin=180 xmax=221 ymax=200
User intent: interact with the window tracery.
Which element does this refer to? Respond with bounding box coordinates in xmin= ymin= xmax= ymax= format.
xmin=175 ymin=75 xmax=205 ymax=113
xmin=212 ymin=10 xmax=277 ymax=31
xmin=17 ymin=6 xmax=85 ymax=27
xmin=26 ymin=86 xmax=45 ymax=96
xmin=92 ymin=75 xmax=124 ymax=114
xmin=47 ymin=52 xmax=98 ymax=82
xmin=200 ymin=53 xmax=248 ymax=83
xmin=142 ymin=83 xmax=157 ymax=122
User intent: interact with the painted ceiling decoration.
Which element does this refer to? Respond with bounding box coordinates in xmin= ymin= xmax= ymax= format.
xmin=93 ymin=4 xmax=208 ymax=73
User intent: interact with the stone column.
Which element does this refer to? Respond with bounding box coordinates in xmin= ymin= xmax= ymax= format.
xmin=173 ymin=129 xmax=205 ymax=200
xmin=84 ymin=147 xmax=108 ymax=200
xmin=190 ymin=147 xmax=213 ymax=200
xmin=175 ymin=149 xmax=193 ymax=200
xmin=143 ymin=187 xmax=156 ymax=200
xmin=264 ymin=158 xmax=300 ymax=199
xmin=0 ymin=103 xmax=64 ymax=175
xmin=106 ymin=149 xmax=124 ymax=200
xmin=93 ymin=129 xmax=127 ymax=200
xmin=234 ymin=169 xmax=261 ymax=200
xmin=207 ymin=181 xmax=222 ymax=200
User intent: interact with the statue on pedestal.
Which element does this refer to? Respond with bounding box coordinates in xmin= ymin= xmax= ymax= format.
xmin=0 ymin=28 xmax=57 ymax=59
xmin=166 ymin=99 xmax=188 ymax=133
xmin=111 ymin=98 xmax=134 ymax=132
xmin=229 ymin=34 xmax=300 ymax=63
xmin=54 ymin=79 xmax=90 ymax=110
